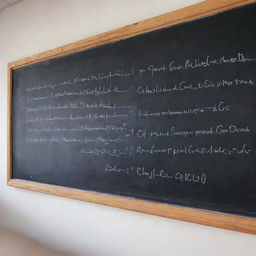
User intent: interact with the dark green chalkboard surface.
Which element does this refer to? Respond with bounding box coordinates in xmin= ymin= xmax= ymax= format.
xmin=8 ymin=0 xmax=256 ymax=234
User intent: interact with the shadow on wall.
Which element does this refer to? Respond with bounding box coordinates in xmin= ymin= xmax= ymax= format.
xmin=0 ymin=0 xmax=22 ymax=12
xmin=0 ymin=199 xmax=82 ymax=256
xmin=0 ymin=226 xmax=74 ymax=256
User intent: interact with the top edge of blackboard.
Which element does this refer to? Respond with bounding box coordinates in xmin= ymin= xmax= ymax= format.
xmin=13 ymin=1 xmax=256 ymax=72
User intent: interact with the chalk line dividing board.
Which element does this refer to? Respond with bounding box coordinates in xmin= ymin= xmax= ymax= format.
xmin=8 ymin=0 xmax=256 ymax=234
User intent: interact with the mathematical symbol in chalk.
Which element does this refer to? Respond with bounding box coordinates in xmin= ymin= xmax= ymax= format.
xmin=139 ymin=69 xmax=146 ymax=75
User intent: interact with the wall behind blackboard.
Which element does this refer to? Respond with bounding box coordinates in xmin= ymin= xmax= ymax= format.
xmin=8 ymin=0 xmax=256 ymax=234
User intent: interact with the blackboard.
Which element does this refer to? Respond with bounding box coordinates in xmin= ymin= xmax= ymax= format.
xmin=8 ymin=0 xmax=256 ymax=234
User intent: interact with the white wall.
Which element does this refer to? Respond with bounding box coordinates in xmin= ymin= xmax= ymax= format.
xmin=0 ymin=0 xmax=256 ymax=255
xmin=0 ymin=226 xmax=69 ymax=256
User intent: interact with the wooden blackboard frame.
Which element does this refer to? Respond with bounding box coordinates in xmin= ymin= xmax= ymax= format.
xmin=7 ymin=0 xmax=256 ymax=234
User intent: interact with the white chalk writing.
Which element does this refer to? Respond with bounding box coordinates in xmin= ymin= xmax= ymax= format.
xmin=137 ymin=78 xmax=255 ymax=95
xmin=138 ymin=101 xmax=230 ymax=118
